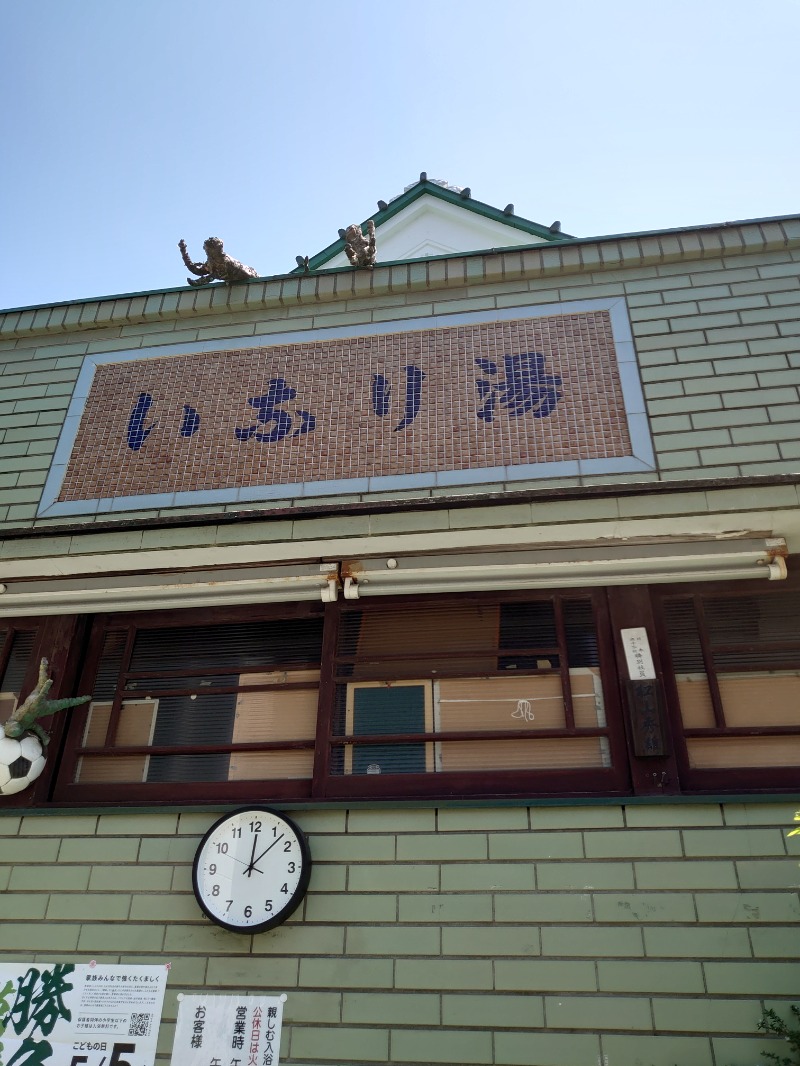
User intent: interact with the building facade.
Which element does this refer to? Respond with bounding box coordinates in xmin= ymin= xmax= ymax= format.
xmin=1 ymin=182 xmax=799 ymax=1066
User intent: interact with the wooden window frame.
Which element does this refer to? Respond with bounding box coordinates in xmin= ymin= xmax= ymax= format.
xmin=51 ymin=602 xmax=325 ymax=806
xmin=651 ymin=572 xmax=800 ymax=794
xmin=13 ymin=570 xmax=800 ymax=808
xmin=320 ymin=591 xmax=629 ymax=801
xmin=48 ymin=590 xmax=632 ymax=805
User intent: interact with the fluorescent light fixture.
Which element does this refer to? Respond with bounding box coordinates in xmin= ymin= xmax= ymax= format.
xmin=340 ymin=539 xmax=788 ymax=599
xmin=0 ymin=539 xmax=787 ymax=616
xmin=0 ymin=563 xmax=338 ymax=617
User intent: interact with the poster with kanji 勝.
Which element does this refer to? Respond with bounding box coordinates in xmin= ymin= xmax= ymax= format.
xmin=0 ymin=963 xmax=168 ymax=1066
xmin=170 ymin=995 xmax=285 ymax=1066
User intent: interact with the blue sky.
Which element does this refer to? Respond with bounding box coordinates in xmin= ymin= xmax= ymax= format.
xmin=2 ymin=0 xmax=799 ymax=310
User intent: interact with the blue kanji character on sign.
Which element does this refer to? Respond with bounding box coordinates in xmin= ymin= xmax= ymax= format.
xmin=235 ymin=379 xmax=316 ymax=443
xmin=371 ymin=365 xmax=426 ymax=430
xmin=475 ymin=352 xmax=562 ymax=422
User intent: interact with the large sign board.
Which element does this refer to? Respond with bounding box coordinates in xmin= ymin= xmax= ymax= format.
xmin=39 ymin=300 xmax=653 ymax=517
xmin=0 ymin=963 xmax=168 ymax=1066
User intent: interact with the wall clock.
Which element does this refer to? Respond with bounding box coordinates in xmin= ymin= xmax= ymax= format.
xmin=192 ymin=806 xmax=311 ymax=933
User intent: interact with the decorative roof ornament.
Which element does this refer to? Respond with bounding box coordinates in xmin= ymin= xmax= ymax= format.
xmin=178 ymin=237 xmax=259 ymax=287
xmin=342 ymin=220 xmax=376 ymax=269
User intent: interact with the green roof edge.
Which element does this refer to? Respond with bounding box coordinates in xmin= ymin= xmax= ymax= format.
xmin=297 ymin=180 xmax=573 ymax=272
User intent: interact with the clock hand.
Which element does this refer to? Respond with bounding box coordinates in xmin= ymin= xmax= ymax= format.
xmin=227 ymin=854 xmax=260 ymax=870
xmin=251 ymin=833 xmax=284 ymax=868
xmin=244 ymin=834 xmax=259 ymax=877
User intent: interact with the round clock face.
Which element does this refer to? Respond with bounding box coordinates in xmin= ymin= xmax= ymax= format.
xmin=192 ymin=806 xmax=311 ymax=933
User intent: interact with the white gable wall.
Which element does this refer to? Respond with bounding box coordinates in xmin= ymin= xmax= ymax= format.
xmin=323 ymin=194 xmax=548 ymax=267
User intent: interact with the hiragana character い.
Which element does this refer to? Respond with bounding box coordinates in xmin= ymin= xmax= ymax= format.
xmin=126 ymin=394 xmax=199 ymax=450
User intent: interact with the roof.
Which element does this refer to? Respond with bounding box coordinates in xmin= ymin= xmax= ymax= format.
xmin=296 ymin=174 xmax=573 ymax=272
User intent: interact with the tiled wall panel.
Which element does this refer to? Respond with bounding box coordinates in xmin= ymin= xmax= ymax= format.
xmin=0 ymin=802 xmax=797 ymax=1066
xmin=0 ymin=238 xmax=799 ymax=529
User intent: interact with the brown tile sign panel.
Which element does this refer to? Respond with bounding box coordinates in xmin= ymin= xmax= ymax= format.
xmin=58 ymin=311 xmax=630 ymax=502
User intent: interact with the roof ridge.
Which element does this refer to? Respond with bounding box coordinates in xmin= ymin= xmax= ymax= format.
xmin=297 ymin=175 xmax=571 ymax=272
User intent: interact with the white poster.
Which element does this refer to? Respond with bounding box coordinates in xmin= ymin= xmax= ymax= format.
xmin=0 ymin=963 xmax=168 ymax=1066
xmin=620 ymin=626 xmax=656 ymax=680
xmin=170 ymin=995 xmax=285 ymax=1066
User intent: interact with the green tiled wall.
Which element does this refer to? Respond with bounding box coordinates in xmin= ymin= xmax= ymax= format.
xmin=1 ymin=801 xmax=798 ymax=1066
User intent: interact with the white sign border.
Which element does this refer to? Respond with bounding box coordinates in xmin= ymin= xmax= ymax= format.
xmin=38 ymin=298 xmax=654 ymax=518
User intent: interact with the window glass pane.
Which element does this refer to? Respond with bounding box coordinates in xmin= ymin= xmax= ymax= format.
xmin=339 ymin=604 xmax=500 ymax=679
xmin=688 ymin=736 xmax=800 ymax=768
xmin=77 ymin=699 xmax=156 ymax=783
xmin=703 ymin=595 xmax=800 ymax=649
xmin=674 ymin=675 xmax=715 ymax=729
xmin=564 ymin=600 xmax=600 ymax=667
xmin=663 ymin=600 xmax=705 ymax=672
xmin=437 ymin=737 xmax=611 ymax=772
xmin=226 ymin=749 xmax=314 ymax=780
xmin=717 ymin=672 xmax=800 ymax=727
xmin=499 ymin=602 xmax=558 ymax=670
xmin=663 ymin=599 xmax=715 ymax=728
xmin=147 ymin=691 xmax=236 ymax=781
xmin=342 ymin=682 xmax=431 ymax=775
xmin=663 ymin=590 xmax=800 ymax=772
xmin=1 ymin=630 xmax=35 ymax=697
xmin=93 ymin=631 xmax=127 ymax=699
xmin=129 ymin=619 xmax=322 ymax=673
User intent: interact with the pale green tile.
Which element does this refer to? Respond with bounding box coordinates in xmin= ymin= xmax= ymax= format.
xmin=545 ymin=994 xmax=652 ymax=1030
xmin=342 ymin=991 xmax=437 ymax=1025
xmin=390 ymin=1028 xmax=492 ymax=1064
xmin=494 ymin=1030 xmax=600 ymax=1065
xmin=443 ymin=992 xmax=543 ymax=1029
xmin=495 ymin=959 xmax=596 ymax=992
xmin=601 ymin=1034 xmax=712 ymax=1066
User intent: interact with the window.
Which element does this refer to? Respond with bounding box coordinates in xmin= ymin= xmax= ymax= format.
xmin=55 ymin=610 xmax=324 ymax=803
xmin=325 ymin=595 xmax=626 ymax=799
xmin=656 ymin=587 xmax=800 ymax=791
xmin=52 ymin=594 xmax=629 ymax=803
xmin=43 ymin=579 xmax=800 ymax=805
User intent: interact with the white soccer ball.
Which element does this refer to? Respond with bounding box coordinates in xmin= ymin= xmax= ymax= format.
xmin=0 ymin=732 xmax=46 ymax=796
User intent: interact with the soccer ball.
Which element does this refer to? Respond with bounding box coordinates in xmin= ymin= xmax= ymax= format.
xmin=0 ymin=733 xmax=46 ymax=796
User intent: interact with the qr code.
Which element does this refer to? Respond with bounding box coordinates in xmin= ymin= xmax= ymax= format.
xmin=129 ymin=1013 xmax=152 ymax=1038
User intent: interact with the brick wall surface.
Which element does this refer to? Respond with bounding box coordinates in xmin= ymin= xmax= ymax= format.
xmin=1 ymin=234 xmax=799 ymax=532
xmin=1 ymin=802 xmax=798 ymax=1066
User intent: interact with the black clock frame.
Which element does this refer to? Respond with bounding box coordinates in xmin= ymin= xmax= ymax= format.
xmin=191 ymin=805 xmax=312 ymax=933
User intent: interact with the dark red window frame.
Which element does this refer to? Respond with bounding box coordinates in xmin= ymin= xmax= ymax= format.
xmin=651 ymin=576 xmax=800 ymax=794
xmin=4 ymin=569 xmax=796 ymax=808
